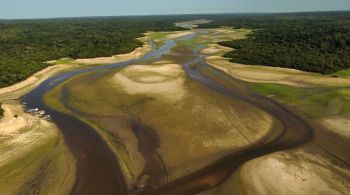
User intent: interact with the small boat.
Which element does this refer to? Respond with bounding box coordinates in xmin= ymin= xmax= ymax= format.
xmin=26 ymin=108 xmax=39 ymax=113
xmin=43 ymin=115 xmax=51 ymax=120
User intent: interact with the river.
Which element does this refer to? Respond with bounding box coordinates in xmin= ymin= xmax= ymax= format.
xmin=21 ymin=32 xmax=313 ymax=195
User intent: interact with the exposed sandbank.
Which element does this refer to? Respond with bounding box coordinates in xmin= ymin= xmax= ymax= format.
xmin=206 ymin=56 xmax=350 ymax=88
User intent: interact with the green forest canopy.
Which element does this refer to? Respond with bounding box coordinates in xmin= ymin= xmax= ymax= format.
xmin=1 ymin=12 xmax=350 ymax=88
xmin=0 ymin=16 xmax=185 ymax=88
xmin=199 ymin=12 xmax=350 ymax=74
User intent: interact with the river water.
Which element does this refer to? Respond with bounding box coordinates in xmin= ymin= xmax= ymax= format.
xmin=21 ymin=32 xmax=313 ymax=195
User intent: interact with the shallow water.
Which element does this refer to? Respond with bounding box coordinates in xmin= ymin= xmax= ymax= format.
xmin=21 ymin=31 xmax=313 ymax=195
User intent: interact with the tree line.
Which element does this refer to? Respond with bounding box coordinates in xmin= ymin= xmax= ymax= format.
xmin=1 ymin=12 xmax=350 ymax=88
xmin=0 ymin=16 xmax=185 ymax=88
xmin=199 ymin=11 xmax=350 ymax=74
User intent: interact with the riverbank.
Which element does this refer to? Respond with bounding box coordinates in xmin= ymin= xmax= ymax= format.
xmin=0 ymin=63 xmax=79 ymax=194
xmin=2 ymin=26 xmax=350 ymax=195
xmin=72 ymin=41 xmax=152 ymax=65
xmin=0 ymin=102 xmax=76 ymax=195
xmin=198 ymin=29 xmax=350 ymax=195
xmin=0 ymin=36 xmax=154 ymax=194
xmin=42 ymin=28 xmax=281 ymax=193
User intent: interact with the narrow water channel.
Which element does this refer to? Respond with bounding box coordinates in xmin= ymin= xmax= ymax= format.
xmin=21 ymin=32 xmax=313 ymax=195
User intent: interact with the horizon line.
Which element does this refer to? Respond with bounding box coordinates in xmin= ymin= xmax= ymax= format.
xmin=1 ymin=10 xmax=350 ymax=20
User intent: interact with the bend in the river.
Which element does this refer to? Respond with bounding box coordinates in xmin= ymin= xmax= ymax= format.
xmin=22 ymin=32 xmax=314 ymax=195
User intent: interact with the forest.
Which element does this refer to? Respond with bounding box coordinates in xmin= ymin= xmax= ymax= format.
xmin=199 ymin=12 xmax=350 ymax=74
xmin=0 ymin=16 xmax=184 ymax=88
xmin=1 ymin=12 xmax=350 ymax=88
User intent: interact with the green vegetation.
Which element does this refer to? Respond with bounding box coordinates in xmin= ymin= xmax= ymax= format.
xmin=249 ymin=83 xmax=305 ymax=103
xmin=0 ymin=129 xmax=76 ymax=195
xmin=249 ymin=83 xmax=350 ymax=118
xmin=332 ymin=69 xmax=350 ymax=78
xmin=0 ymin=17 xmax=184 ymax=88
xmin=54 ymin=58 xmax=75 ymax=65
xmin=2 ymin=12 xmax=350 ymax=88
xmin=147 ymin=31 xmax=174 ymax=41
xmin=199 ymin=11 xmax=350 ymax=74
xmin=177 ymin=37 xmax=197 ymax=46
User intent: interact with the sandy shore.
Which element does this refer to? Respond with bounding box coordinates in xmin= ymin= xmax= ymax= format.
xmin=197 ymin=33 xmax=350 ymax=195
xmin=165 ymin=31 xmax=194 ymax=40
xmin=0 ymin=102 xmax=76 ymax=194
xmin=205 ymin=146 xmax=350 ymax=195
xmin=200 ymin=44 xmax=233 ymax=55
xmin=0 ymin=64 xmax=78 ymax=100
xmin=321 ymin=115 xmax=350 ymax=139
xmin=0 ymin=40 xmax=152 ymax=100
xmin=0 ymin=104 xmax=54 ymax=165
xmin=73 ymin=43 xmax=152 ymax=65
xmin=206 ymin=55 xmax=350 ymax=88
xmin=0 ymin=36 xmax=154 ymax=193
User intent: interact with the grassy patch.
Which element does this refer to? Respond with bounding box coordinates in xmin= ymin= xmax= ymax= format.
xmin=147 ymin=31 xmax=174 ymax=41
xmin=249 ymin=83 xmax=350 ymax=118
xmin=331 ymin=69 xmax=350 ymax=78
xmin=177 ymin=37 xmax=197 ymax=46
xmin=249 ymin=83 xmax=304 ymax=103
xmin=54 ymin=58 xmax=75 ymax=65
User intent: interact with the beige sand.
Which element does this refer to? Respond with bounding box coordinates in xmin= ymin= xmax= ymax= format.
xmin=175 ymin=20 xmax=212 ymax=29
xmin=73 ymin=44 xmax=151 ymax=65
xmin=110 ymin=63 xmax=276 ymax=181
xmin=200 ymin=44 xmax=233 ymax=55
xmin=0 ymin=64 xmax=77 ymax=98
xmin=0 ymin=103 xmax=55 ymax=165
xmin=0 ymin=34 xmax=155 ymax=100
xmin=166 ymin=31 xmax=194 ymax=40
xmin=232 ymin=149 xmax=350 ymax=195
xmin=153 ymin=60 xmax=174 ymax=65
xmin=321 ymin=116 xmax=350 ymax=139
xmin=162 ymin=97 xmax=277 ymax=181
xmin=207 ymin=56 xmax=350 ymax=87
xmin=112 ymin=64 xmax=186 ymax=102
xmin=0 ymin=103 xmax=76 ymax=195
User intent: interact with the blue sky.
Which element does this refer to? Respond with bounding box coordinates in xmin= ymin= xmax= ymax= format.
xmin=1 ymin=0 xmax=350 ymax=19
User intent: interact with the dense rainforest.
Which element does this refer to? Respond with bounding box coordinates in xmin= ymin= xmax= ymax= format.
xmin=0 ymin=16 xmax=186 ymax=88
xmin=1 ymin=12 xmax=350 ymax=88
xmin=199 ymin=12 xmax=350 ymax=74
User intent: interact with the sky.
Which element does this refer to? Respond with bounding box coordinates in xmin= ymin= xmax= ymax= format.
xmin=1 ymin=0 xmax=350 ymax=19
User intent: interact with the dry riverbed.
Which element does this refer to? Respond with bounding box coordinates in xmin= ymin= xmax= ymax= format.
xmin=43 ymin=27 xmax=350 ymax=194
xmin=3 ymin=25 xmax=350 ymax=195
xmin=0 ymin=38 xmax=155 ymax=194
xmin=0 ymin=63 xmax=79 ymax=195
xmin=43 ymin=29 xmax=279 ymax=191
xmin=198 ymin=28 xmax=350 ymax=195
xmin=0 ymin=103 xmax=75 ymax=195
